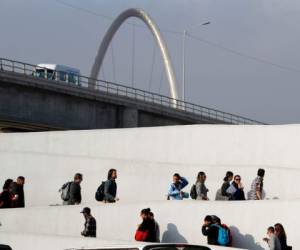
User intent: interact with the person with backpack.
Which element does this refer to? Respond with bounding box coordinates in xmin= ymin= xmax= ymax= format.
xmin=95 ymin=169 xmax=118 ymax=203
xmin=202 ymin=215 xmax=219 ymax=245
xmin=104 ymin=169 xmax=118 ymax=203
xmin=11 ymin=176 xmax=25 ymax=208
xmin=135 ymin=208 xmax=156 ymax=242
xmin=215 ymin=171 xmax=233 ymax=201
xmin=61 ymin=173 xmax=83 ymax=205
xmin=80 ymin=207 xmax=97 ymax=237
xmin=211 ymin=215 xmax=231 ymax=246
xmin=168 ymin=173 xmax=189 ymax=200
xmin=248 ymin=168 xmax=265 ymax=200
xmin=0 ymin=179 xmax=16 ymax=209
xmin=194 ymin=172 xmax=209 ymax=200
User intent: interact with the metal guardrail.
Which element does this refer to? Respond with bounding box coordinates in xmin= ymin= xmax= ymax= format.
xmin=0 ymin=57 xmax=266 ymax=125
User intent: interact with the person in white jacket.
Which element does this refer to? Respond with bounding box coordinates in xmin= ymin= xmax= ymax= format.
xmin=263 ymin=226 xmax=282 ymax=250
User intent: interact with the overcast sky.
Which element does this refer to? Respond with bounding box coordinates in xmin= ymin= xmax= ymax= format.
xmin=1 ymin=0 xmax=300 ymax=124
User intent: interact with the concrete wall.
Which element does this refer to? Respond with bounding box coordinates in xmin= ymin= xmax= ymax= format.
xmin=0 ymin=125 xmax=299 ymax=249
xmin=0 ymin=200 xmax=297 ymax=249
xmin=1 ymin=125 xmax=300 ymax=206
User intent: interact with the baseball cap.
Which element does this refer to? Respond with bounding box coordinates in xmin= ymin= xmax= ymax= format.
xmin=80 ymin=207 xmax=91 ymax=214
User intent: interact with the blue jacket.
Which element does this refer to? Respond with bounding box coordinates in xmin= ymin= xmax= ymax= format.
xmin=168 ymin=177 xmax=189 ymax=200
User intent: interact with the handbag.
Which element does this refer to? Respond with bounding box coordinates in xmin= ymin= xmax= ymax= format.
xmin=135 ymin=230 xmax=149 ymax=241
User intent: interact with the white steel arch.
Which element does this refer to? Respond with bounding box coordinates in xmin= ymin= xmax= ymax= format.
xmin=89 ymin=8 xmax=179 ymax=105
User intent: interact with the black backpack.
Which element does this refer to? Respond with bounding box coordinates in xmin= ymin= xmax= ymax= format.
xmin=190 ymin=184 xmax=197 ymax=200
xmin=95 ymin=181 xmax=105 ymax=201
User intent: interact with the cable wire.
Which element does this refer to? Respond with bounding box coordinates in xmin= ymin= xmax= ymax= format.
xmin=188 ymin=33 xmax=300 ymax=74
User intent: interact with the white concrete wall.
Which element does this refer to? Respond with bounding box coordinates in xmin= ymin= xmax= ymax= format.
xmin=0 ymin=125 xmax=299 ymax=250
xmin=0 ymin=200 xmax=297 ymax=250
xmin=0 ymin=232 xmax=245 ymax=250
xmin=0 ymin=125 xmax=300 ymax=206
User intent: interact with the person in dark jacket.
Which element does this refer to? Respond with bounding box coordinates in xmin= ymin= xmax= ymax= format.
xmin=0 ymin=179 xmax=15 ymax=209
xmin=64 ymin=173 xmax=82 ymax=205
xmin=221 ymin=171 xmax=234 ymax=197
xmin=275 ymin=223 xmax=291 ymax=250
xmin=202 ymin=215 xmax=219 ymax=245
xmin=11 ymin=176 xmax=25 ymax=208
xmin=104 ymin=169 xmax=118 ymax=203
xmin=81 ymin=207 xmax=96 ymax=237
xmin=136 ymin=208 xmax=156 ymax=242
xmin=229 ymin=175 xmax=245 ymax=200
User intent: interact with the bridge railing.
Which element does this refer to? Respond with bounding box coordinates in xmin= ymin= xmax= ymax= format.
xmin=0 ymin=57 xmax=266 ymax=125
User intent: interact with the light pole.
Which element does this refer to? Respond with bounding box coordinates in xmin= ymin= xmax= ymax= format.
xmin=182 ymin=21 xmax=210 ymax=102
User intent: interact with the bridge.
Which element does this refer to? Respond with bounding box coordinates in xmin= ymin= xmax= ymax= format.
xmin=0 ymin=8 xmax=265 ymax=132
xmin=0 ymin=58 xmax=264 ymax=132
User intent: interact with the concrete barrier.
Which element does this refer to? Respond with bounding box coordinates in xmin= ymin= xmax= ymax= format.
xmin=0 ymin=125 xmax=300 ymax=206
xmin=0 ymin=124 xmax=299 ymax=249
xmin=0 ymin=200 xmax=297 ymax=249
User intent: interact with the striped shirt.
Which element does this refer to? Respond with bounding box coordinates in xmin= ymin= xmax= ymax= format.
xmin=248 ymin=176 xmax=263 ymax=200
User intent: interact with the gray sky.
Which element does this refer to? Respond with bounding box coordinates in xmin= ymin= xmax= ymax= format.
xmin=1 ymin=0 xmax=300 ymax=124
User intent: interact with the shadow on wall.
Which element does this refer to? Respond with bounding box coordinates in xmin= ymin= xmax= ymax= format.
xmin=230 ymin=226 xmax=265 ymax=250
xmin=162 ymin=223 xmax=188 ymax=243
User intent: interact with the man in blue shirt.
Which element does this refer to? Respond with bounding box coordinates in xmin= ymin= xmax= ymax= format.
xmin=168 ymin=173 xmax=189 ymax=200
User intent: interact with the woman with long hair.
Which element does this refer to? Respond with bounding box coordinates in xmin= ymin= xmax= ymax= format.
xmin=0 ymin=179 xmax=15 ymax=208
xmin=135 ymin=208 xmax=156 ymax=242
xmin=274 ymin=223 xmax=289 ymax=250
xmin=104 ymin=169 xmax=118 ymax=203
xmin=195 ymin=172 xmax=209 ymax=200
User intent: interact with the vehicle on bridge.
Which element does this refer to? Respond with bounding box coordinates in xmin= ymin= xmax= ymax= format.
xmin=34 ymin=64 xmax=81 ymax=85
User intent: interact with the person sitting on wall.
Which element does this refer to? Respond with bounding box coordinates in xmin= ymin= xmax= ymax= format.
xmin=168 ymin=173 xmax=189 ymax=200
xmin=81 ymin=207 xmax=97 ymax=237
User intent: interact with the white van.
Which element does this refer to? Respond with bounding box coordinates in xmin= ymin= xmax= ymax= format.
xmin=34 ymin=64 xmax=81 ymax=86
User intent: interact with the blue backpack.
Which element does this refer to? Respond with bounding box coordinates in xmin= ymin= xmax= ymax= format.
xmin=213 ymin=225 xmax=230 ymax=246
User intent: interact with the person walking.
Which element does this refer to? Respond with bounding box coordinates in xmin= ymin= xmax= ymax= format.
xmin=215 ymin=171 xmax=233 ymax=200
xmin=195 ymin=172 xmax=209 ymax=200
xmin=135 ymin=208 xmax=156 ymax=242
xmin=63 ymin=173 xmax=83 ymax=205
xmin=263 ymin=226 xmax=282 ymax=250
xmin=228 ymin=175 xmax=245 ymax=200
xmin=248 ymin=168 xmax=265 ymax=200
xmin=81 ymin=207 xmax=97 ymax=237
xmin=104 ymin=169 xmax=118 ymax=203
xmin=11 ymin=176 xmax=25 ymax=208
xmin=201 ymin=215 xmax=219 ymax=245
xmin=149 ymin=211 xmax=160 ymax=242
xmin=0 ymin=179 xmax=15 ymax=209
xmin=168 ymin=173 xmax=189 ymax=200
xmin=275 ymin=223 xmax=291 ymax=250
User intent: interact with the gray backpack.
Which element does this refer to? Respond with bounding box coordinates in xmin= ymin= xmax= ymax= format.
xmin=59 ymin=182 xmax=71 ymax=201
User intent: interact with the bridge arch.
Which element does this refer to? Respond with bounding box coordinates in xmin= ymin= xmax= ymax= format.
xmin=89 ymin=8 xmax=179 ymax=104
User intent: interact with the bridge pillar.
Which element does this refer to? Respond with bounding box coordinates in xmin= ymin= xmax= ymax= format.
xmin=121 ymin=107 xmax=138 ymax=128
